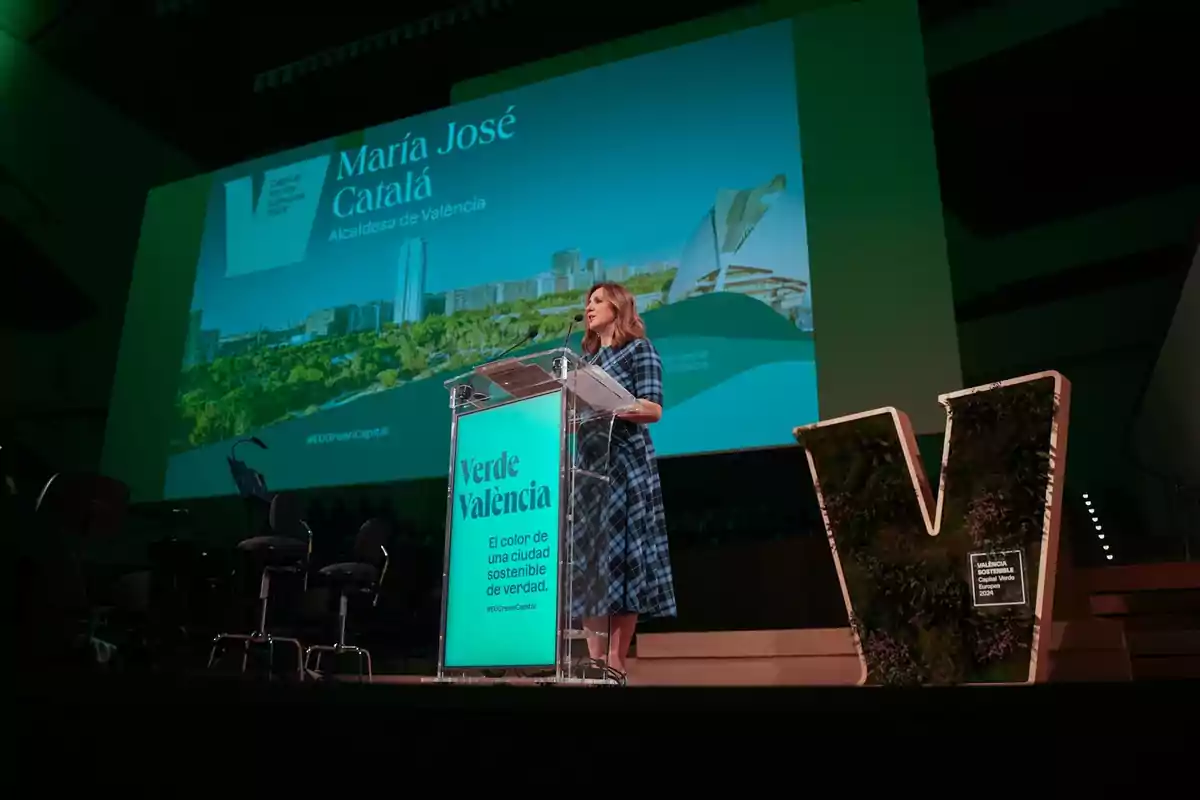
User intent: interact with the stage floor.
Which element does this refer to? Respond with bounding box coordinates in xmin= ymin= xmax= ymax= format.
xmin=16 ymin=672 xmax=1198 ymax=788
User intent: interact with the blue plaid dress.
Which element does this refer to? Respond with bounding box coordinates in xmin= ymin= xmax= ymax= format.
xmin=571 ymin=338 xmax=677 ymax=620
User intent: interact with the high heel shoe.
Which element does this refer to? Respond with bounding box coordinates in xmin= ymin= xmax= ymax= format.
xmin=574 ymin=657 xmax=625 ymax=685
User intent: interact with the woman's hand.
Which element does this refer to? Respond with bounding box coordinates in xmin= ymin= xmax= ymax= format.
xmin=616 ymin=398 xmax=662 ymax=424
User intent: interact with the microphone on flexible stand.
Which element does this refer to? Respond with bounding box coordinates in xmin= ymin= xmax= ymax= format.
xmin=554 ymin=313 xmax=585 ymax=379
xmin=231 ymin=437 xmax=268 ymax=458
xmin=456 ymin=325 xmax=542 ymax=405
xmin=563 ymin=313 xmax=584 ymax=351
xmin=227 ymin=436 xmax=270 ymax=504
xmin=227 ymin=436 xmax=272 ymax=535
xmin=486 ymin=323 xmax=540 ymax=364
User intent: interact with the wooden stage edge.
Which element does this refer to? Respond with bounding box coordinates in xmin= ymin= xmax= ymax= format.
xmin=340 ymin=619 xmax=1134 ymax=686
xmin=331 ymin=563 xmax=1200 ymax=686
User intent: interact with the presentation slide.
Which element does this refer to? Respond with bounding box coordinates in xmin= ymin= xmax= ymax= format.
xmin=103 ymin=0 xmax=963 ymax=503
xmin=164 ymin=20 xmax=814 ymax=499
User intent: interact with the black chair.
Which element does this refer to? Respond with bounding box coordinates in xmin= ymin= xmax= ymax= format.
xmin=34 ymin=472 xmax=130 ymax=535
xmin=303 ymin=518 xmax=390 ymax=682
xmin=21 ymin=473 xmax=129 ymax=672
xmin=207 ymin=492 xmax=312 ymax=680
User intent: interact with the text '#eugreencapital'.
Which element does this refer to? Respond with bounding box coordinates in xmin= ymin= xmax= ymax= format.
xmin=457 ymin=450 xmax=553 ymax=520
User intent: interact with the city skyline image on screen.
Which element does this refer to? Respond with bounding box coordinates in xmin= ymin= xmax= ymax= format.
xmin=165 ymin=20 xmax=818 ymax=499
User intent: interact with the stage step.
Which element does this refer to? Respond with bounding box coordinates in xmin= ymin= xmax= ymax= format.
xmin=630 ymin=628 xmax=860 ymax=686
xmin=1045 ymin=618 xmax=1132 ymax=682
xmin=627 ymin=620 xmax=1133 ymax=686
xmin=1079 ymin=563 xmax=1200 ymax=679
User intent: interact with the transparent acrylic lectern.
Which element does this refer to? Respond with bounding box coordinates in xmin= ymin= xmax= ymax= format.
xmin=435 ymin=347 xmax=635 ymax=685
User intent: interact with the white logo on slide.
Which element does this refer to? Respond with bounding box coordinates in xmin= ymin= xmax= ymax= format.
xmin=224 ymin=155 xmax=331 ymax=277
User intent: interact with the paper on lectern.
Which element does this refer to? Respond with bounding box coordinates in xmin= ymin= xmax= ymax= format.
xmin=569 ymin=364 xmax=636 ymax=414
xmin=475 ymin=359 xmax=555 ymax=398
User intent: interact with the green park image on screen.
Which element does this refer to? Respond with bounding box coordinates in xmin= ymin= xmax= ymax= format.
xmin=443 ymin=390 xmax=563 ymax=669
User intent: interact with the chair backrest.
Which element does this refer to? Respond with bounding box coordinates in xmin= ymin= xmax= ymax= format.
xmin=268 ymin=492 xmax=307 ymax=540
xmin=353 ymin=517 xmax=391 ymax=565
xmin=35 ymin=473 xmax=129 ymax=539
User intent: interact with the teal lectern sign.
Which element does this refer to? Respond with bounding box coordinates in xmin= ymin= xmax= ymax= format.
xmin=442 ymin=389 xmax=564 ymax=669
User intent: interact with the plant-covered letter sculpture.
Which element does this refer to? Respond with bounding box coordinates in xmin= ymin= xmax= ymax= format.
xmin=793 ymin=372 xmax=1071 ymax=685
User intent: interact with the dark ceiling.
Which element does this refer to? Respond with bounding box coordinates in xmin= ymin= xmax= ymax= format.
xmin=3 ymin=0 xmax=1196 ymax=294
xmin=928 ymin=0 xmax=1197 ymax=236
xmin=0 ymin=215 xmax=96 ymax=332
xmin=17 ymin=0 xmax=1195 ymax=239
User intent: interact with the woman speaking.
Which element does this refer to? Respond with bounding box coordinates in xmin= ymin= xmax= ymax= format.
xmin=572 ymin=282 xmax=677 ymax=681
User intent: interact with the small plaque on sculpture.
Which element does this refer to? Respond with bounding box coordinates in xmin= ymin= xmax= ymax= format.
xmin=969 ymin=549 xmax=1027 ymax=608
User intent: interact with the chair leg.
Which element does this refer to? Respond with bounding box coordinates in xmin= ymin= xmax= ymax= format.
xmin=206 ymin=633 xmax=261 ymax=674
xmin=337 ymin=592 xmax=348 ymax=647
xmin=207 ymin=569 xmax=304 ymax=681
xmin=255 ymin=570 xmax=272 ymax=635
xmin=287 ymin=637 xmax=304 ymax=682
xmin=302 ymin=591 xmax=372 ymax=683
xmin=207 ymin=638 xmax=221 ymax=670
